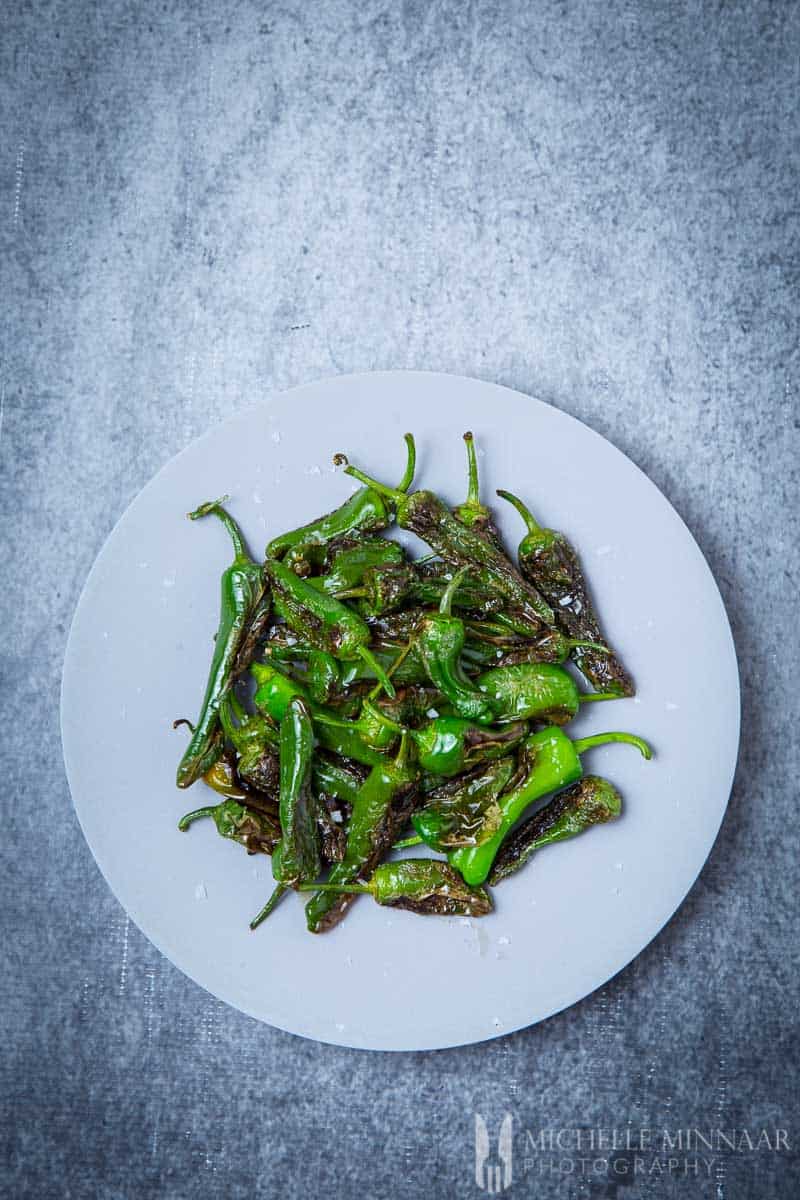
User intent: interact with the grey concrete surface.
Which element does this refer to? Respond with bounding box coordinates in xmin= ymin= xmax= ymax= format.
xmin=2 ymin=1 xmax=798 ymax=1197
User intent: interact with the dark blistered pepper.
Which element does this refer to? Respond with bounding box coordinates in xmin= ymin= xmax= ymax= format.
xmin=266 ymin=434 xmax=416 ymax=563
xmin=176 ymin=499 xmax=268 ymax=788
xmin=305 ymin=733 xmax=420 ymax=933
xmin=411 ymin=755 xmax=517 ymax=851
xmin=416 ymin=569 xmax=496 ymax=723
xmin=452 ymin=431 xmax=504 ymax=550
xmin=339 ymin=457 xmax=555 ymax=631
xmin=411 ymin=716 xmax=527 ymax=776
xmin=311 ymin=753 xmax=368 ymax=807
xmin=178 ymin=797 xmax=280 ymax=854
xmin=354 ymin=562 xmax=418 ymax=617
xmin=489 ymin=775 xmax=622 ymax=884
xmin=219 ymin=690 xmax=279 ymax=794
xmin=267 ymin=557 xmax=395 ymax=697
xmin=306 ymin=649 xmax=340 ymax=704
xmin=450 ymin=727 xmax=651 ymax=885
xmin=494 ymin=630 xmax=610 ymax=668
xmin=300 ymin=859 xmax=492 ymax=917
xmin=476 ymin=661 xmax=619 ymax=725
xmin=313 ymin=698 xmax=401 ymax=752
xmin=272 ymin=697 xmax=321 ymax=888
xmin=497 ymin=489 xmax=634 ymax=696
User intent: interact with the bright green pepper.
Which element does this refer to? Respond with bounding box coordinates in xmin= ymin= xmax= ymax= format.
xmin=178 ymin=797 xmax=280 ymax=854
xmin=301 ymin=859 xmax=492 ymax=917
xmin=450 ymin=727 xmax=651 ymax=885
xmin=176 ymin=499 xmax=268 ymax=788
xmin=266 ymin=435 xmax=416 ymax=562
xmin=313 ymin=698 xmax=401 ymax=751
xmin=411 ymin=715 xmax=527 ymax=776
xmin=272 ymin=697 xmax=321 ymax=888
xmin=416 ymin=569 xmax=496 ymax=723
xmin=311 ymin=754 xmax=367 ymax=807
xmin=497 ymin=488 xmax=634 ymax=696
xmin=305 ymin=733 xmax=420 ymax=933
xmin=251 ymin=661 xmax=307 ymax=723
xmin=476 ymin=662 xmax=619 ymax=725
xmin=489 ymin=775 xmax=622 ymax=884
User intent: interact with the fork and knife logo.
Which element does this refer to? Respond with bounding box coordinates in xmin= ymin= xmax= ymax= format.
xmin=475 ymin=1113 xmax=513 ymax=1193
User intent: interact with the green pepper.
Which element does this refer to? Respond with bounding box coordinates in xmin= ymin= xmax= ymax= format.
xmin=306 ymin=649 xmax=340 ymax=704
xmin=311 ymin=753 xmax=367 ymax=807
xmin=313 ymin=698 xmax=401 ymax=751
xmin=452 ymin=431 xmax=504 ymax=550
xmin=306 ymin=537 xmax=406 ymax=595
xmin=305 ymin=733 xmax=420 ymax=932
xmin=176 ymin=499 xmax=268 ymax=788
xmin=450 ymin=727 xmax=651 ymax=885
xmin=494 ymin=631 xmax=611 ymax=668
xmin=219 ymin=691 xmax=279 ymax=794
xmin=411 ymin=716 xmax=527 ymax=776
xmin=266 ymin=434 xmax=416 ymax=562
xmin=272 ymin=697 xmax=321 ymax=888
xmin=339 ymin=458 xmax=555 ymax=631
xmin=476 ymin=662 xmax=619 ymax=725
xmin=301 ymin=859 xmax=492 ymax=917
xmin=416 ymin=568 xmax=496 ymax=723
xmin=497 ymin=489 xmax=634 ymax=696
xmin=489 ymin=775 xmax=622 ymax=884
xmin=411 ymin=755 xmax=517 ymax=850
xmin=251 ymin=661 xmax=307 ymax=722
xmin=267 ymin=557 xmax=395 ymax=697
xmin=178 ymin=797 xmax=280 ymax=854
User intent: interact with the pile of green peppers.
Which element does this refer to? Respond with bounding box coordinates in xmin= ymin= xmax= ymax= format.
xmin=174 ymin=432 xmax=651 ymax=934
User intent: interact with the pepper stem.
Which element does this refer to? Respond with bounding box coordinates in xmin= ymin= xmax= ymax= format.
xmin=357 ymin=645 xmax=396 ymax=699
xmin=569 ymin=639 xmax=611 ymax=655
xmin=249 ymin=882 xmax=287 ymax=929
xmin=579 ymin=692 xmax=622 ymax=704
xmin=188 ymin=497 xmax=251 ymax=561
xmin=394 ymin=729 xmax=412 ymax=772
xmin=178 ymin=805 xmax=217 ymax=831
xmin=393 ymin=834 xmax=423 ymax=849
xmin=339 ymin=460 xmax=404 ymax=505
xmin=496 ymin=488 xmax=542 ymax=534
xmin=439 ymin=566 xmax=469 ymax=616
xmin=397 ymin=433 xmax=416 ymax=493
xmin=362 ymin=699 xmax=404 ymax=733
xmin=463 ymin=431 xmax=481 ymax=506
xmin=296 ymin=881 xmax=372 ymax=895
xmin=573 ymin=731 xmax=652 ymax=760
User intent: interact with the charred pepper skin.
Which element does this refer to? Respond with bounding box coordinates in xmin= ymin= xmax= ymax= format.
xmin=476 ymin=661 xmax=619 ymax=725
xmin=450 ymin=727 xmax=651 ymax=886
xmin=272 ymin=698 xmax=321 ymax=889
xmin=178 ymin=797 xmax=280 ymax=855
xmin=301 ymin=859 xmax=492 ymax=917
xmin=452 ymin=431 xmax=505 ymax=551
xmin=305 ymin=734 xmax=420 ymax=933
xmin=489 ymin=775 xmax=622 ymax=884
xmin=411 ymin=755 xmax=517 ymax=851
xmin=338 ymin=458 xmax=555 ymax=632
xmin=497 ymin=489 xmax=635 ymax=697
xmin=219 ymin=691 xmax=280 ymax=795
xmin=411 ymin=716 xmax=527 ymax=776
xmin=265 ymin=435 xmax=416 ymax=563
xmin=176 ymin=499 xmax=269 ymax=789
xmin=416 ymin=568 xmax=496 ymax=724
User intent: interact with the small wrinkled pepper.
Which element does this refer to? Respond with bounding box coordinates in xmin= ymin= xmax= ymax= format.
xmin=307 ymin=537 xmax=406 ymax=596
xmin=476 ymin=662 xmax=619 ymax=725
xmin=219 ymin=691 xmax=279 ymax=794
xmin=411 ymin=716 xmax=527 ymax=776
xmin=494 ymin=630 xmax=610 ymax=668
xmin=450 ymin=727 xmax=651 ymax=885
xmin=489 ymin=775 xmax=622 ymax=884
xmin=305 ymin=732 xmax=420 ymax=933
xmin=339 ymin=456 xmax=555 ymax=631
xmin=452 ymin=431 xmax=504 ymax=550
xmin=313 ymin=698 xmax=401 ymax=751
xmin=411 ymin=755 xmax=517 ymax=851
xmin=312 ymin=753 xmax=367 ymax=807
xmin=266 ymin=434 xmax=416 ymax=565
xmin=497 ymin=489 xmax=634 ymax=696
xmin=300 ymin=859 xmax=492 ymax=917
xmin=176 ymin=499 xmax=269 ymax=788
xmin=178 ymin=797 xmax=280 ymax=855
xmin=272 ymin=698 xmax=321 ymax=889
xmin=416 ymin=568 xmax=496 ymax=723
xmin=267 ymin=557 xmax=395 ymax=697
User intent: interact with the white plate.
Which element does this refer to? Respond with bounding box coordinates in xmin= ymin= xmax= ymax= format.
xmin=61 ymin=371 xmax=740 ymax=1051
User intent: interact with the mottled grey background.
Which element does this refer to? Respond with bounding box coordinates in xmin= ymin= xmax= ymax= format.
xmin=2 ymin=1 xmax=798 ymax=1197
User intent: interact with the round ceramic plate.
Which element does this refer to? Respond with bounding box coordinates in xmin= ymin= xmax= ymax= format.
xmin=61 ymin=371 xmax=740 ymax=1051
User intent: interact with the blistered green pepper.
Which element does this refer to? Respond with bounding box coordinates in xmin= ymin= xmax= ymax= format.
xmin=411 ymin=716 xmax=527 ymax=776
xmin=476 ymin=662 xmax=618 ymax=725
xmin=497 ymin=489 xmax=634 ymax=696
xmin=219 ymin=691 xmax=279 ymax=794
xmin=489 ymin=775 xmax=622 ymax=884
xmin=411 ymin=755 xmax=517 ymax=851
xmin=416 ymin=569 xmax=496 ymax=723
xmin=301 ymin=859 xmax=491 ymax=917
xmin=452 ymin=431 xmax=504 ymax=550
xmin=450 ymin=727 xmax=651 ymax=885
xmin=272 ymin=697 xmax=321 ymax=889
xmin=176 ymin=499 xmax=268 ymax=788
xmin=178 ymin=797 xmax=280 ymax=855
